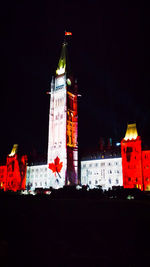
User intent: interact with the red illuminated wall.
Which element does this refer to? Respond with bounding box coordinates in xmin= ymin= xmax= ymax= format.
xmin=121 ymin=136 xmax=143 ymax=190
xmin=0 ymin=166 xmax=7 ymax=191
xmin=142 ymin=151 xmax=150 ymax=191
xmin=66 ymin=78 xmax=78 ymax=185
xmin=121 ymin=135 xmax=150 ymax=191
xmin=0 ymin=154 xmax=27 ymax=192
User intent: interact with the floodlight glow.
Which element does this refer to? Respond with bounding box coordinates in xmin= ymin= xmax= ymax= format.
xmin=56 ymin=67 xmax=65 ymax=75
xmin=116 ymin=142 xmax=120 ymax=146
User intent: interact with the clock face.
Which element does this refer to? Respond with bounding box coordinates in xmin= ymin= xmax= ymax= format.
xmin=67 ymin=78 xmax=71 ymax=86
xmin=56 ymin=76 xmax=65 ymax=89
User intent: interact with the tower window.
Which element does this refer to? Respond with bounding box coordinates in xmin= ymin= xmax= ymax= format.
xmin=128 ymin=177 xmax=131 ymax=182
xmin=126 ymin=147 xmax=133 ymax=153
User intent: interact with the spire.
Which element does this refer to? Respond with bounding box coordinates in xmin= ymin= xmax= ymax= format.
xmin=9 ymin=144 xmax=18 ymax=157
xmin=56 ymin=34 xmax=72 ymax=76
xmin=56 ymin=42 xmax=67 ymax=76
xmin=124 ymin=123 xmax=138 ymax=140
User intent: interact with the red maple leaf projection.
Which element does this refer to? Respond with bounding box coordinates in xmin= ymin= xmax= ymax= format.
xmin=49 ymin=156 xmax=63 ymax=177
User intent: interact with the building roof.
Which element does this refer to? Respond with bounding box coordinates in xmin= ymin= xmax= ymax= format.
xmin=124 ymin=123 xmax=138 ymax=141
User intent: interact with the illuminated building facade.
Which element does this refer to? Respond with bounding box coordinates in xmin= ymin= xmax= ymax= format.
xmin=26 ymin=164 xmax=49 ymax=190
xmin=121 ymin=123 xmax=150 ymax=191
xmin=47 ymin=41 xmax=78 ymax=187
xmin=81 ymin=156 xmax=123 ymax=190
xmin=26 ymin=39 xmax=78 ymax=190
xmin=1 ymin=36 xmax=150 ymax=192
xmin=0 ymin=38 xmax=78 ymax=192
xmin=0 ymin=145 xmax=27 ymax=191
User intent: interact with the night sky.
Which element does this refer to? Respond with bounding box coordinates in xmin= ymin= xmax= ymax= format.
xmin=0 ymin=3 xmax=149 ymax=162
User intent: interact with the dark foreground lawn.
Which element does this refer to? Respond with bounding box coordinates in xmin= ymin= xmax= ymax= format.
xmin=1 ymin=194 xmax=150 ymax=267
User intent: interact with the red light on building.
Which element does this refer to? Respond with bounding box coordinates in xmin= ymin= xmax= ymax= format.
xmin=121 ymin=123 xmax=150 ymax=191
xmin=0 ymin=145 xmax=27 ymax=192
xmin=121 ymin=135 xmax=143 ymax=190
xmin=65 ymin=32 xmax=72 ymax=36
xmin=142 ymin=151 xmax=150 ymax=191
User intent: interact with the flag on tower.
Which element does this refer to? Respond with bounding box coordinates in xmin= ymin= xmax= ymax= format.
xmin=65 ymin=31 xmax=72 ymax=36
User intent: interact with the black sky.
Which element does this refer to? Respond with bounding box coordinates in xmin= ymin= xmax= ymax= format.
xmin=0 ymin=3 xmax=150 ymax=161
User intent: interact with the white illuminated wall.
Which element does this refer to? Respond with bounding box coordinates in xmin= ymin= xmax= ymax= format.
xmin=26 ymin=157 xmax=123 ymax=191
xmin=47 ymin=74 xmax=67 ymax=188
xmin=26 ymin=165 xmax=50 ymax=190
xmin=81 ymin=157 xmax=123 ymax=190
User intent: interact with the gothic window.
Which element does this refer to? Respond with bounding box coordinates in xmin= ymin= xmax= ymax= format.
xmin=126 ymin=147 xmax=133 ymax=153
xmin=116 ymin=179 xmax=119 ymax=184
xmin=12 ymin=161 xmax=14 ymax=172
xmin=109 ymin=179 xmax=111 ymax=184
xmin=95 ymin=180 xmax=98 ymax=184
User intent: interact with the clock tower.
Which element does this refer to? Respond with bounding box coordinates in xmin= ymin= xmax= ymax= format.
xmin=47 ymin=40 xmax=78 ymax=188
